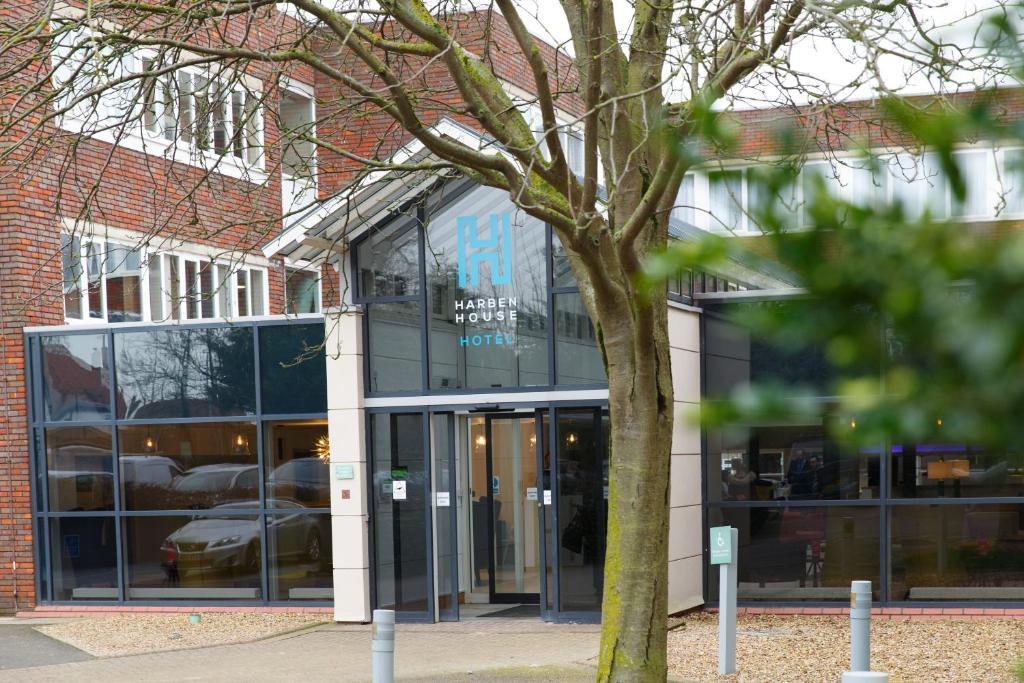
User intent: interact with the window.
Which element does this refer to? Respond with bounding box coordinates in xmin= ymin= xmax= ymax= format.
xmin=141 ymin=61 xmax=263 ymax=167
xmin=952 ymin=150 xmax=989 ymax=218
xmin=60 ymin=237 xmax=268 ymax=323
xmin=104 ymin=244 xmax=143 ymax=322
xmin=709 ymin=170 xmax=743 ymax=232
xmin=850 ymin=158 xmax=889 ymax=210
xmin=285 ymin=268 xmax=321 ymax=314
xmin=672 ymin=174 xmax=695 ymax=225
xmin=61 ymin=238 xmax=143 ymax=322
xmin=61 ymin=234 xmax=83 ymax=319
xmin=1002 ymin=148 xmax=1024 ymax=215
xmin=560 ymin=128 xmax=584 ymax=176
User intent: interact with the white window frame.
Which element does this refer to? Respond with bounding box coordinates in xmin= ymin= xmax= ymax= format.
xmin=62 ymin=235 xmax=271 ymax=323
xmin=998 ymin=146 xmax=1024 ymax=218
xmin=279 ymin=79 xmax=317 ymax=183
xmin=139 ymin=57 xmax=265 ymax=170
xmin=61 ymin=236 xmax=147 ymax=324
xmin=683 ymin=144 xmax=1005 ymax=237
xmin=49 ymin=20 xmax=267 ymax=183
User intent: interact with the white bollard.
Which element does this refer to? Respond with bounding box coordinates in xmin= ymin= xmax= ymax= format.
xmin=849 ymin=581 xmax=872 ymax=672
xmin=372 ymin=609 xmax=395 ymax=683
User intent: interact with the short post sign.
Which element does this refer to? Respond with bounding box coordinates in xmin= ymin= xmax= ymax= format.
xmin=710 ymin=525 xmax=738 ymax=675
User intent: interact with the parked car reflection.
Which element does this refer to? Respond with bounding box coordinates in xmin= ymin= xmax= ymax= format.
xmin=268 ymin=457 xmax=330 ymax=507
xmin=160 ymin=501 xmax=326 ymax=586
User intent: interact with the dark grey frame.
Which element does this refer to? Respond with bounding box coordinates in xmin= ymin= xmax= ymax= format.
xmin=365 ymin=400 xmax=606 ymax=625
xmin=25 ymin=317 xmax=330 ymax=606
xmin=698 ymin=290 xmax=1024 ymax=608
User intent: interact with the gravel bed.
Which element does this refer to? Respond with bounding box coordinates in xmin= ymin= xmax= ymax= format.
xmin=36 ymin=612 xmax=329 ymax=657
xmin=667 ymin=613 xmax=1024 ymax=682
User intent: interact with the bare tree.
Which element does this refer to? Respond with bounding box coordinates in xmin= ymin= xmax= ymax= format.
xmin=0 ymin=0 xmax=1009 ymax=678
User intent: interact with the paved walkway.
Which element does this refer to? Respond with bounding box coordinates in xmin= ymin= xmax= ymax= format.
xmin=0 ymin=620 xmax=602 ymax=682
xmin=0 ymin=624 xmax=92 ymax=671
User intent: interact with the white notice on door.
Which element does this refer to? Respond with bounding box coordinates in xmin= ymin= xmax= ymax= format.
xmin=526 ymin=487 xmax=538 ymax=501
xmin=543 ymin=489 xmax=552 ymax=505
xmin=436 ymin=491 xmax=450 ymax=507
xmin=393 ymin=480 xmax=407 ymax=501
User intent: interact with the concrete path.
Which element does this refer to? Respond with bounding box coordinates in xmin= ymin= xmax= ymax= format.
xmin=0 ymin=620 xmax=601 ymax=683
xmin=0 ymin=625 xmax=92 ymax=671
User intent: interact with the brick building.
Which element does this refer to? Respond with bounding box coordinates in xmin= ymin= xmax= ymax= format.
xmin=6 ymin=0 xmax=1024 ymax=620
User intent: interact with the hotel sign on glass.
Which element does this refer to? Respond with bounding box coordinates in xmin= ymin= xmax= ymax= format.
xmin=455 ymin=212 xmax=518 ymax=348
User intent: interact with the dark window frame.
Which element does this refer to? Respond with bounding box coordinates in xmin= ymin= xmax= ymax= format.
xmin=26 ymin=317 xmax=330 ymax=607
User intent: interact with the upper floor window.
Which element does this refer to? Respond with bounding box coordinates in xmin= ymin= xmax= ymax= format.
xmin=677 ymin=146 xmax=1008 ymax=235
xmin=141 ymin=60 xmax=263 ymax=167
xmin=49 ymin=21 xmax=265 ymax=177
xmin=61 ymin=235 xmax=268 ymax=323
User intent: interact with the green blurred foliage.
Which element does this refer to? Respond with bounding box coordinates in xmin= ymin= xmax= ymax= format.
xmin=648 ymin=13 xmax=1024 ymax=453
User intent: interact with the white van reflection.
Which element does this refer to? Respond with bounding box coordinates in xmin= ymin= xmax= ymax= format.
xmin=160 ymin=501 xmax=325 ymax=584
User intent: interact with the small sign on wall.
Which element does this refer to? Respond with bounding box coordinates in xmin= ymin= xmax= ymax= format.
xmin=526 ymin=487 xmax=538 ymax=501
xmin=393 ymin=480 xmax=407 ymax=501
xmin=436 ymin=491 xmax=450 ymax=507
xmin=543 ymin=489 xmax=552 ymax=505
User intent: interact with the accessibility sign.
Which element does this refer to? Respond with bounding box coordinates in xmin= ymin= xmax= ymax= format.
xmin=710 ymin=526 xmax=733 ymax=565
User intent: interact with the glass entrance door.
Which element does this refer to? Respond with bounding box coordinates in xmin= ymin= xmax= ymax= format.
xmin=487 ymin=415 xmax=541 ymax=602
xmin=467 ymin=414 xmax=541 ymax=604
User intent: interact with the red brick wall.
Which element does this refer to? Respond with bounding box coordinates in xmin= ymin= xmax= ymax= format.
xmin=0 ymin=1 xmax=315 ymax=609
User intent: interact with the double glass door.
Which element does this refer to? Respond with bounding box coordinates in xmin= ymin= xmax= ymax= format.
xmin=469 ymin=415 xmax=542 ymax=603
xmin=370 ymin=407 xmax=608 ymax=621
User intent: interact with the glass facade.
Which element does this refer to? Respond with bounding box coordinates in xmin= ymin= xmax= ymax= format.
xmin=28 ymin=319 xmax=330 ymax=604
xmin=704 ymin=298 xmax=1024 ymax=603
xmin=354 ymin=182 xmax=606 ymax=394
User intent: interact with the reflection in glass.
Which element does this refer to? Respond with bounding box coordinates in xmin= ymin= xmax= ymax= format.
xmin=46 ymin=427 xmax=113 ymax=511
xmin=706 ymin=419 xmax=879 ymax=502
xmin=425 ymin=186 xmax=549 ymax=389
xmin=540 ymin=414 xmax=554 ymax=610
xmin=432 ymin=414 xmax=457 ymax=617
xmin=554 ymin=292 xmax=604 ymax=385
xmin=890 ymin=504 xmax=1024 ymax=600
xmin=357 ymin=217 xmax=421 ymax=298
xmin=267 ymin=510 xmax=332 ymax=600
xmin=105 ymin=243 xmax=143 ymax=323
xmin=115 ymin=327 xmax=255 ymax=418
xmin=285 ymin=268 xmax=320 ymax=314
xmin=124 ymin=514 xmax=262 ymax=599
xmin=371 ymin=413 xmax=430 ymax=614
xmin=264 ymin=421 xmax=330 ymax=508
xmin=490 ymin=417 xmax=541 ymax=597
xmin=708 ymin=506 xmax=880 ymax=601
xmin=49 ymin=517 xmax=118 ymax=600
xmin=42 ymin=335 xmax=111 ymax=421
xmin=259 ymin=324 xmax=327 ymax=414
xmin=556 ymin=409 xmax=608 ymax=612
xmin=890 ymin=443 xmax=1024 ymax=498
xmin=469 ymin=417 xmax=490 ymax=592
xmin=119 ymin=423 xmax=258 ymax=510
xmin=366 ymin=302 xmax=422 ymax=392
xmin=551 ymin=234 xmax=575 ymax=289
xmin=703 ymin=302 xmax=876 ymax=399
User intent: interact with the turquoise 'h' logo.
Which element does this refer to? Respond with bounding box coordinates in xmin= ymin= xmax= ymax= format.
xmin=457 ymin=213 xmax=512 ymax=287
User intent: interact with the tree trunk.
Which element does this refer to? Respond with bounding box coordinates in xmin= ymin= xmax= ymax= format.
xmin=595 ymin=292 xmax=674 ymax=682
